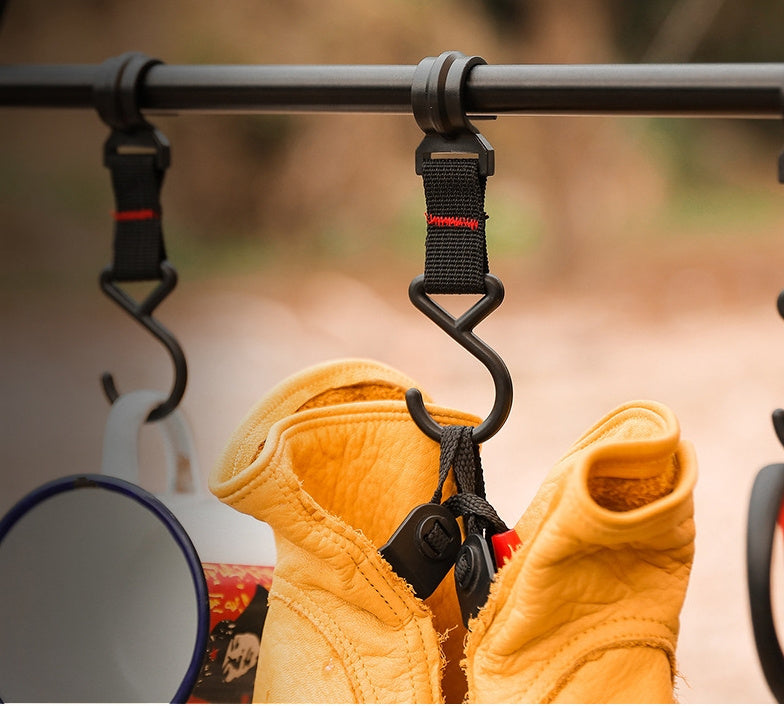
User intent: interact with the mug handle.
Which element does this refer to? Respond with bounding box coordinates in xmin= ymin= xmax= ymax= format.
xmin=100 ymin=390 xmax=200 ymax=495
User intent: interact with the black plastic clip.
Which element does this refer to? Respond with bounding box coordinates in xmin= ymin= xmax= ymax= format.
xmin=96 ymin=52 xmax=170 ymax=191
xmin=379 ymin=503 xmax=462 ymax=599
xmin=412 ymin=51 xmax=494 ymax=177
xmin=103 ymin=125 xmax=170 ymax=172
xmin=454 ymin=533 xmax=497 ymax=626
xmin=93 ymin=51 xmax=162 ymax=133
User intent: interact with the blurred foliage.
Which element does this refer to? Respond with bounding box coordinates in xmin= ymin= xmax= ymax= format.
xmin=1 ymin=0 xmax=784 ymax=288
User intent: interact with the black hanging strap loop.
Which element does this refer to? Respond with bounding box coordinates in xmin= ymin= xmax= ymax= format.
xmin=102 ymin=127 xmax=170 ymax=282
xmin=421 ymin=157 xmax=488 ymax=295
xmin=93 ymin=53 xmax=185 ymax=422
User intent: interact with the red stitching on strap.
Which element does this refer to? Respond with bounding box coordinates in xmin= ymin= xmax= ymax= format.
xmin=114 ymin=209 xmax=159 ymax=222
xmin=425 ymin=212 xmax=479 ymax=231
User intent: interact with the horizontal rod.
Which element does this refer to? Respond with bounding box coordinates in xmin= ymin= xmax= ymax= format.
xmin=1 ymin=61 xmax=783 ymax=118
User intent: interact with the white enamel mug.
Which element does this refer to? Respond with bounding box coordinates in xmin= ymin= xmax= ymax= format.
xmin=0 ymin=391 xmax=275 ymax=703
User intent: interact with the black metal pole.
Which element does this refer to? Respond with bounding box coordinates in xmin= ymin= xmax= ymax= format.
xmin=1 ymin=61 xmax=783 ymax=118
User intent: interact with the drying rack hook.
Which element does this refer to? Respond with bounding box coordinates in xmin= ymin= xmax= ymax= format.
xmin=405 ymin=274 xmax=513 ymax=445
xmin=99 ymin=263 xmax=187 ymax=422
xmin=94 ymin=52 xmax=185 ymax=423
xmin=406 ymin=52 xmax=511 ymax=445
xmin=772 ymin=290 xmax=784 ymax=446
xmin=771 ymin=290 xmax=784 ymax=445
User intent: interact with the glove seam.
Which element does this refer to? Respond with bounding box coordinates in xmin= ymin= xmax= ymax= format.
xmin=224 ymin=415 xmax=461 ymax=609
xmin=544 ymin=640 xmax=675 ymax=703
xmin=271 ymin=570 xmax=440 ymax=702
xmin=262 ymin=457 xmax=412 ymax=618
xmin=267 ymin=581 xmax=370 ymax=702
xmin=241 ymin=431 xmax=444 ymax=698
xmin=523 ymin=617 xmax=676 ymax=702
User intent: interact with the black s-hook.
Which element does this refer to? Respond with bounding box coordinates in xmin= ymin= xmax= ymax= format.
xmin=99 ymin=263 xmax=187 ymax=422
xmin=405 ymin=274 xmax=513 ymax=444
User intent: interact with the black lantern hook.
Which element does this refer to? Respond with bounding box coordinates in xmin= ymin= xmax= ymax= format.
xmin=405 ymin=274 xmax=513 ymax=445
xmin=99 ymin=263 xmax=187 ymax=422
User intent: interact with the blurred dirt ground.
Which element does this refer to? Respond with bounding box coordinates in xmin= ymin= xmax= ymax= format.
xmin=3 ymin=234 xmax=784 ymax=702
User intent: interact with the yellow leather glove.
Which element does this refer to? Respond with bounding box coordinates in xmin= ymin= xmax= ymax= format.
xmin=464 ymin=400 xmax=697 ymax=704
xmin=211 ymin=358 xmax=696 ymax=704
xmin=209 ymin=359 xmax=478 ymax=703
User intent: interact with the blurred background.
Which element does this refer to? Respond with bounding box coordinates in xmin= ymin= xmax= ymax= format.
xmin=3 ymin=0 xmax=784 ymax=701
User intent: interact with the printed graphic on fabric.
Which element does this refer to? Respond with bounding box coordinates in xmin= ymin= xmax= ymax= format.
xmin=189 ymin=564 xmax=273 ymax=704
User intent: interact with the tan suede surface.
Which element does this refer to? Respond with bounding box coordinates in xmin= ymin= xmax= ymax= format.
xmin=210 ymin=361 xmax=696 ymax=703
xmin=464 ymin=400 xmax=696 ymax=703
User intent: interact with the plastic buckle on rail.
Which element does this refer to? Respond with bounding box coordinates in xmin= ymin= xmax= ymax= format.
xmin=412 ymin=50 xmax=495 ymax=177
xmin=95 ymin=52 xmax=170 ymax=172
xmin=94 ymin=51 xmax=163 ymax=132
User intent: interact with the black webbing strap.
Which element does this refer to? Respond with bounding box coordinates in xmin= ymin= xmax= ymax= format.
xmin=104 ymin=129 xmax=168 ymax=282
xmin=431 ymin=425 xmax=508 ymax=538
xmin=421 ymin=157 xmax=488 ymax=295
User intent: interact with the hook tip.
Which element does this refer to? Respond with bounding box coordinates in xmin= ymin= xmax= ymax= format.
xmin=101 ymin=371 xmax=120 ymax=403
xmin=405 ymin=387 xmax=443 ymax=442
xmin=774 ymin=409 xmax=784 ymax=447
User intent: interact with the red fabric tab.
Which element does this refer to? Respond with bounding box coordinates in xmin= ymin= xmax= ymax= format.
xmin=491 ymin=528 xmax=522 ymax=569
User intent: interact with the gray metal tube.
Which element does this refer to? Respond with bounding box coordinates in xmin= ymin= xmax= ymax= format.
xmin=1 ymin=61 xmax=783 ymax=117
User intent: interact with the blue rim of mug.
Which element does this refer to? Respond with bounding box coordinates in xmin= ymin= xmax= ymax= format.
xmin=0 ymin=473 xmax=210 ymax=704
